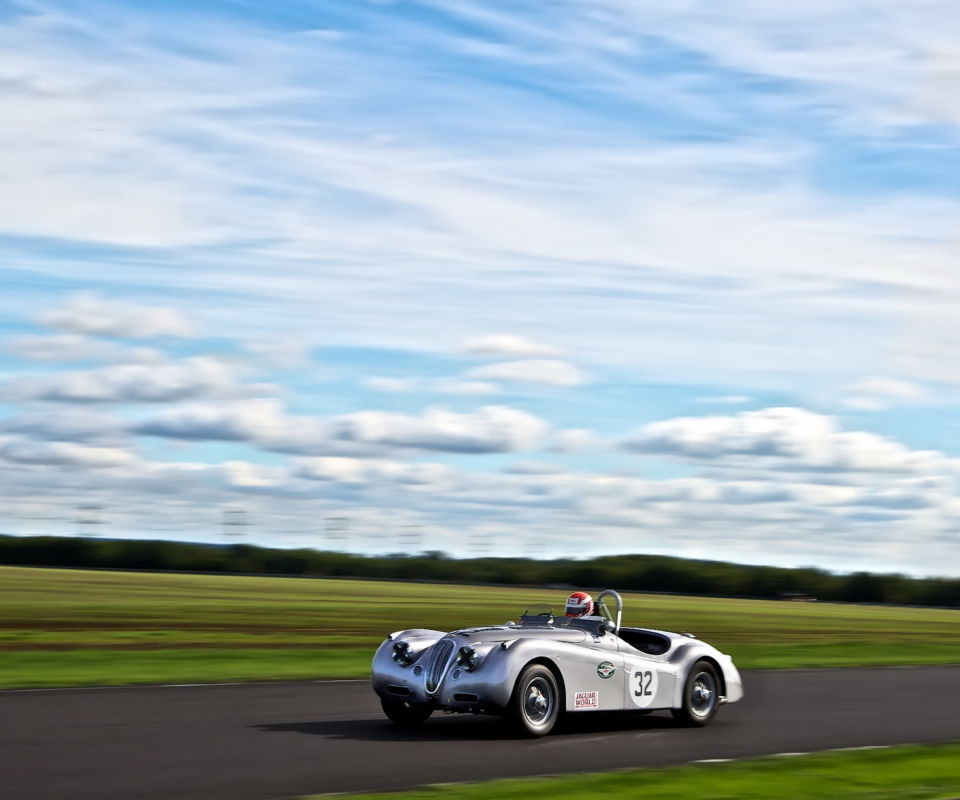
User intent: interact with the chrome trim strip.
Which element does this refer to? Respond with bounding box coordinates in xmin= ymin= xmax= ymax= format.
xmin=425 ymin=638 xmax=455 ymax=695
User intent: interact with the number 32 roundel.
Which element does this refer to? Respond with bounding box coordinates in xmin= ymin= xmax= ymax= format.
xmin=630 ymin=666 xmax=659 ymax=708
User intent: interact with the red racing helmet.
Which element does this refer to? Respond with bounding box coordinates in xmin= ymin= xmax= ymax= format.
xmin=565 ymin=591 xmax=594 ymax=617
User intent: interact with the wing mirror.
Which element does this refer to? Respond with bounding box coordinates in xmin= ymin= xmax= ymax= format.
xmin=603 ymin=620 xmax=616 ymax=632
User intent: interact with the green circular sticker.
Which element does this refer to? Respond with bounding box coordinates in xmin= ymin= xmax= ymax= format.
xmin=597 ymin=661 xmax=616 ymax=679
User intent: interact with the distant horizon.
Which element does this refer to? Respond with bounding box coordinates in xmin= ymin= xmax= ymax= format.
xmin=2 ymin=532 xmax=958 ymax=584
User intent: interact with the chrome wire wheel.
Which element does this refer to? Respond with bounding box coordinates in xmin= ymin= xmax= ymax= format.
xmin=510 ymin=664 xmax=561 ymax=737
xmin=672 ymin=660 xmax=721 ymax=727
xmin=689 ymin=670 xmax=717 ymax=719
xmin=523 ymin=676 xmax=554 ymax=726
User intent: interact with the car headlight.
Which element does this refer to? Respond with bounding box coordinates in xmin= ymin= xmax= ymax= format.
xmin=391 ymin=640 xmax=414 ymax=666
xmin=456 ymin=645 xmax=478 ymax=671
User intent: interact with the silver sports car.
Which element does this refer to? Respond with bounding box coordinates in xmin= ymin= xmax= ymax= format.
xmin=371 ymin=589 xmax=743 ymax=736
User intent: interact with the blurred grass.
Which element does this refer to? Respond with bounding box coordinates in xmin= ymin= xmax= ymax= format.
xmin=319 ymin=743 xmax=960 ymax=800
xmin=0 ymin=565 xmax=958 ymax=688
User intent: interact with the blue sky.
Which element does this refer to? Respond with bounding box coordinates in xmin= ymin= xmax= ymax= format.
xmin=2 ymin=0 xmax=960 ymax=575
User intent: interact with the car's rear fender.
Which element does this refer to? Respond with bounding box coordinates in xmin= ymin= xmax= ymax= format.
xmin=668 ymin=643 xmax=744 ymax=706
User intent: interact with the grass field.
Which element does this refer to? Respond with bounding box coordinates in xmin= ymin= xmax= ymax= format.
xmin=1 ymin=565 xmax=958 ymax=688
xmin=317 ymin=743 xmax=960 ymax=800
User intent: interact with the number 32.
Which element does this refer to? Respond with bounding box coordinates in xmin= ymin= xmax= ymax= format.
xmin=634 ymin=670 xmax=653 ymax=696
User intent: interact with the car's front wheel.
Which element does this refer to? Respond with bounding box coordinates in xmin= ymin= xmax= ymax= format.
xmin=508 ymin=664 xmax=561 ymax=737
xmin=381 ymin=697 xmax=433 ymax=728
xmin=672 ymin=660 xmax=720 ymax=726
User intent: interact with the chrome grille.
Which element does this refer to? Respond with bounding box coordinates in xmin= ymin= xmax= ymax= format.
xmin=425 ymin=638 xmax=455 ymax=694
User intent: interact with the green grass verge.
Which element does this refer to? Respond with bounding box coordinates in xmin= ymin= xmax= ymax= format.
xmin=1 ymin=565 xmax=958 ymax=688
xmin=318 ymin=743 xmax=960 ymax=800
xmin=0 ymin=648 xmax=371 ymax=688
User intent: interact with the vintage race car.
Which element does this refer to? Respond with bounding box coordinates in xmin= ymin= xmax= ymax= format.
xmin=371 ymin=590 xmax=743 ymax=736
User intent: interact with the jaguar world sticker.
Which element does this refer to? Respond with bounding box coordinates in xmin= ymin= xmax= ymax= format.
xmin=597 ymin=661 xmax=616 ymax=679
xmin=574 ymin=691 xmax=599 ymax=709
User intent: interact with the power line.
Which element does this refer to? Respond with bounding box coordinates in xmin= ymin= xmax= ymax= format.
xmin=221 ymin=509 xmax=247 ymax=542
xmin=400 ymin=525 xmax=424 ymax=553
xmin=469 ymin=529 xmax=493 ymax=558
xmin=525 ymin=528 xmax=543 ymax=559
xmin=75 ymin=504 xmax=104 ymax=538
xmin=325 ymin=517 xmax=349 ymax=551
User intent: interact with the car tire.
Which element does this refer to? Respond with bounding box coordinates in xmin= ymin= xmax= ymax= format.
xmin=381 ymin=696 xmax=433 ymax=728
xmin=671 ymin=660 xmax=720 ymax=727
xmin=508 ymin=664 xmax=561 ymax=737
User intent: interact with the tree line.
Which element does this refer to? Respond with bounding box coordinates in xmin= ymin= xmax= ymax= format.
xmin=0 ymin=534 xmax=957 ymax=608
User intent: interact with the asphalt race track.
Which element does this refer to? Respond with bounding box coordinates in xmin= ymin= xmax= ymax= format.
xmin=2 ymin=666 xmax=959 ymax=800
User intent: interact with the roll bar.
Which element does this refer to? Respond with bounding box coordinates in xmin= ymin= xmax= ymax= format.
xmin=595 ymin=589 xmax=623 ymax=634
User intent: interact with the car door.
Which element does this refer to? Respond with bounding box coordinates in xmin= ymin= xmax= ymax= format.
xmin=620 ymin=646 xmax=678 ymax=710
xmin=562 ymin=632 xmax=625 ymax=712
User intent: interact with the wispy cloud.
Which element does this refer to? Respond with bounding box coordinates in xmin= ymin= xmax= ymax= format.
xmin=694 ymin=395 xmax=752 ymax=405
xmin=38 ymin=293 xmax=197 ymax=339
xmin=623 ymin=407 xmax=944 ymax=475
xmin=842 ymin=377 xmax=926 ymax=410
xmin=1 ymin=3 xmax=960 ymax=573
xmin=4 ymin=0 xmax=960 ymax=387
xmin=467 ymin=359 xmax=588 ymax=387
xmin=4 ymin=334 xmax=117 ymax=363
xmin=460 ymin=334 xmax=562 ymax=358
xmin=2 ymin=357 xmax=238 ymax=404
xmin=134 ymin=399 xmax=548 ymax=455
xmin=362 ymin=377 xmax=421 ymax=393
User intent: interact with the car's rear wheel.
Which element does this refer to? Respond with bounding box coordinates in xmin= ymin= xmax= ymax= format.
xmin=381 ymin=696 xmax=433 ymax=728
xmin=672 ymin=660 xmax=720 ymax=726
xmin=508 ymin=664 xmax=561 ymax=737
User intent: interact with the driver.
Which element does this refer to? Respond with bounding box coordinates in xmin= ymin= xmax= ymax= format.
xmin=564 ymin=591 xmax=596 ymax=617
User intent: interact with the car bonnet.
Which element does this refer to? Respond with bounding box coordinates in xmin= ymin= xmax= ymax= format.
xmin=449 ymin=625 xmax=589 ymax=644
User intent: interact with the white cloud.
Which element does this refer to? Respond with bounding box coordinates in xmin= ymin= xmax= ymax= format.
xmin=694 ymin=395 xmax=752 ymax=405
xmin=38 ymin=293 xmax=196 ymax=339
xmin=461 ymin=334 xmax=562 ymax=358
xmin=843 ymin=397 xmax=887 ymax=412
xmin=914 ymin=48 xmax=960 ymax=126
xmin=549 ymin=428 xmax=603 ymax=452
xmin=1 ymin=6 xmax=960 ymax=575
xmin=243 ymin=340 xmax=312 ymax=369
xmin=296 ymin=457 xmax=452 ymax=486
xmin=110 ymin=347 xmax=169 ymax=366
xmin=223 ymin=460 xmax=284 ymax=488
xmin=333 ymin=405 xmax=548 ymax=453
xmin=296 ymin=456 xmax=385 ymax=484
xmin=3 ymin=3 xmax=960 ymax=391
xmin=467 ymin=359 xmax=587 ymax=387
xmin=842 ymin=377 xmax=926 ymax=410
xmin=1 ymin=357 xmax=236 ymax=404
xmin=0 ymin=409 xmax=126 ymax=445
xmin=439 ymin=1 xmax=960 ymax=132
xmin=0 ymin=437 xmax=133 ymax=468
xmin=132 ymin=398 xmax=314 ymax=445
xmin=362 ymin=377 xmax=420 ymax=393
xmin=623 ymin=407 xmax=944 ymax=474
xmin=503 ymin=461 xmax=566 ymax=475
xmin=364 ymin=377 xmax=502 ymax=395
xmin=0 ymin=401 xmax=957 ymax=574
xmin=134 ymin=400 xmax=548 ymax=455
xmin=434 ymin=380 xmax=500 ymax=395
xmin=3 ymin=334 xmax=116 ymax=363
